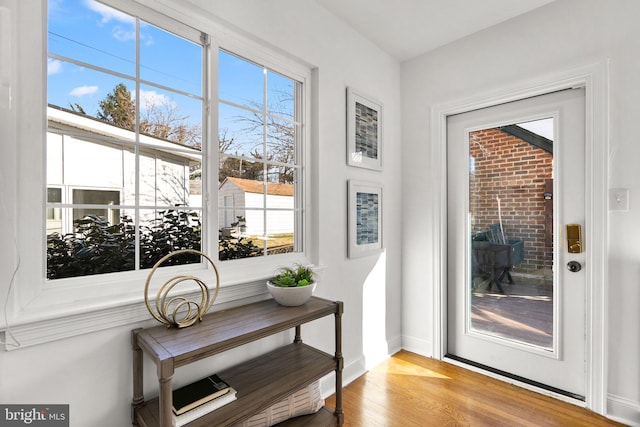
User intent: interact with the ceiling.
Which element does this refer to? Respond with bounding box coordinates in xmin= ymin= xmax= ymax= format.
xmin=314 ymin=0 xmax=556 ymax=62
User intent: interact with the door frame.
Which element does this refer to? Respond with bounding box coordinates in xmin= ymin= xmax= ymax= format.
xmin=430 ymin=62 xmax=609 ymax=414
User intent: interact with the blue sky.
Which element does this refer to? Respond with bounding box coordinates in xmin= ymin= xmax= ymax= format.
xmin=48 ymin=0 xmax=203 ymax=130
xmin=47 ymin=0 xmax=296 ymax=155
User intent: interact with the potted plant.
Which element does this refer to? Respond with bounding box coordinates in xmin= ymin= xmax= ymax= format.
xmin=267 ymin=264 xmax=316 ymax=306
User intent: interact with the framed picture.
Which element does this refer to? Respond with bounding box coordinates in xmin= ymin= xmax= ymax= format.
xmin=347 ymin=87 xmax=383 ymax=170
xmin=348 ymin=180 xmax=383 ymax=258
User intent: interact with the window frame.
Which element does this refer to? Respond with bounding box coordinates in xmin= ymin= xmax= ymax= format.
xmin=208 ymin=34 xmax=313 ymax=279
xmin=217 ymin=48 xmax=305 ymax=258
xmin=5 ymin=0 xmax=314 ymax=349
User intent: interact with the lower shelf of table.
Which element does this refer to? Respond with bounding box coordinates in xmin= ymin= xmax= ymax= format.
xmin=133 ymin=343 xmax=338 ymax=427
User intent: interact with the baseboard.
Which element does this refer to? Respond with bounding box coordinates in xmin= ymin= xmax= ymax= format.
xmin=607 ymin=394 xmax=640 ymax=426
xmin=400 ymin=334 xmax=432 ymax=357
xmin=387 ymin=336 xmax=402 ymax=355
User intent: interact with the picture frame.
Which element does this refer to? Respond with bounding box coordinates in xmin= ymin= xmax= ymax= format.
xmin=348 ymin=180 xmax=383 ymax=258
xmin=346 ymin=87 xmax=383 ymax=170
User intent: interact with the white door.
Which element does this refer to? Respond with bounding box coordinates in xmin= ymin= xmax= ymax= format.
xmin=447 ymin=88 xmax=586 ymax=398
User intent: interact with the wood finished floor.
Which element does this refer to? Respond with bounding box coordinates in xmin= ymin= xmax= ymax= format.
xmin=325 ymin=350 xmax=624 ymax=427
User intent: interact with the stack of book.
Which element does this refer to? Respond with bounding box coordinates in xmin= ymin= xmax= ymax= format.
xmin=172 ymin=373 xmax=236 ymax=427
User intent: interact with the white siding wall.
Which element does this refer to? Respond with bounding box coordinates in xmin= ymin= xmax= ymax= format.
xmin=244 ymin=192 xmax=294 ymax=236
xmin=46 ymin=130 xmax=192 ymax=231
xmin=218 ymin=182 xmax=245 ymax=229
xmin=217 ymin=186 xmax=294 ymax=236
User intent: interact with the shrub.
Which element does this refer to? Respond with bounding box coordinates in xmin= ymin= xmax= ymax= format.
xmin=218 ymin=236 xmax=261 ymax=261
xmin=46 ymin=209 xmax=201 ymax=280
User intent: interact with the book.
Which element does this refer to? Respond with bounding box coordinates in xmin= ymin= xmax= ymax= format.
xmin=172 ymin=373 xmax=232 ymax=415
xmin=173 ymin=388 xmax=237 ymax=427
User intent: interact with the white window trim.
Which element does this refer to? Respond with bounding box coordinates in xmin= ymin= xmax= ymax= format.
xmin=2 ymin=0 xmax=315 ymax=350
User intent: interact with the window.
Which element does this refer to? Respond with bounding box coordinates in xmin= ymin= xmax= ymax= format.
xmin=46 ymin=0 xmax=205 ymax=280
xmin=72 ymin=188 xmax=121 ymax=225
xmin=218 ymin=50 xmax=303 ymax=261
xmin=45 ymin=0 xmax=307 ymax=281
xmin=3 ymin=0 xmax=311 ymax=348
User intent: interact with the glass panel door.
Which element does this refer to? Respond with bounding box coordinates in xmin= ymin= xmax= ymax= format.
xmin=447 ymin=88 xmax=586 ymax=397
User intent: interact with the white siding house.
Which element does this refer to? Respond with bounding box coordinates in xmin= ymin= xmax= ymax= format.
xmin=218 ymin=177 xmax=294 ymax=236
xmin=46 ymin=106 xmax=202 ymax=235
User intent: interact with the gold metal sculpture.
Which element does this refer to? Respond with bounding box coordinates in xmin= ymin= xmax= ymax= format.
xmin=144 ymin=249 xmax=220 ymax=328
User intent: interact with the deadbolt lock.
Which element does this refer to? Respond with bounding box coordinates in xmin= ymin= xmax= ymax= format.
xmin=566 ymin=224 xmax=583 ymax=254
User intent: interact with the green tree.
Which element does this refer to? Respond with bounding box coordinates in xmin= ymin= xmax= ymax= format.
xmin=97 ymin=83 xmax=135 ymax=130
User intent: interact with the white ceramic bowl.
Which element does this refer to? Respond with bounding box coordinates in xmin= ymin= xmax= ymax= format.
xmin=266 ymin=281 xmax=316 ymax=306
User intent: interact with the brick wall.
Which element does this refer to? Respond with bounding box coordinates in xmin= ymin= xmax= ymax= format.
xmin=469 ymin=128 xmax=552 ymax=272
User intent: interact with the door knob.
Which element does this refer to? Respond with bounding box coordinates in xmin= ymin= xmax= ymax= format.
xmin=567 ymin=261 xmax=582 ymax=272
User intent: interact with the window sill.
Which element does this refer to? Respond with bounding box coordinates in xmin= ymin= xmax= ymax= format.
xmin=3 ymin=256 xmax=322 ymax=351
xmin=2 ymin=277 xmax=271 ymax=351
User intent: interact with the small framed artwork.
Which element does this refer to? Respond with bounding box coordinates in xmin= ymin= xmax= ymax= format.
xmin=347 ymin=87 xmax=383 ymax=170
xmin=348 ymin=180 xmax=383 ymax=258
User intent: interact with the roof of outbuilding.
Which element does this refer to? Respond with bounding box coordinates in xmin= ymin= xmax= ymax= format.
xmin=223 ymin=176 xmax=294 ymax=196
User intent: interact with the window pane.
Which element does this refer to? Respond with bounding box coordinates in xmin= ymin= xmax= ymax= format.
xmin=48 ymin=0 xmax=135 ymax=77
xmin=139 ymin=84 xmax=202 ymax=147
xmin=188 ymin=157 xmax=203 ymax=208
xmin=138 ymin=151 xmax=194 ymax=208
xmin=219 ymin=103 xmax=264 ymax=158
xmin=219 ymin=176 xmax=263 ymax=210
xmin=46 ymin=208 xmax=136 ymax=280
xmin=267 ymin=70 xmax=294 ymax=119
xmin=469 ymin=123 xmax=554 ymax=348
xmin=139 ymin=208 xmax=202 ymax=269
xmin=266 ymin=117 xmax=295 ymax=167
xmin=72 ymin=189 xmax=121 ymax=225
xmin=47 ymin=188 xmax=62 ymax=203
xmin=219 ymin=50 xmax=264 ymax=110
xmin=52 ymin=133 xmax=125 ymax=188
xmin=265 ymin=227 xmax=295 ymax=256
xmin=265 ymin=180 xmax=295 ymax=209
xmin=47 ymin=132 xmax=63 ymax=183
xmin=140 ymin=24 xmax=202 ymax=96
xmin=48 ymin=62 xmax=137 ymax=133
xmin=218 ymin=176 xmax=263 ymax=261
xmin=219 ymin=155 xmax=264 ymax=183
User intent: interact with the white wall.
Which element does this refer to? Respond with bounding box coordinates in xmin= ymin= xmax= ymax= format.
xmin=401 ymin=0 xmax=640 ymax=424
xmin=0 ymin=0 xmax=402 ymax=426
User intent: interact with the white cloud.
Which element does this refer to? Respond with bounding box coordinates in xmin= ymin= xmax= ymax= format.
xmin=86 ymin=0 xmax=141 ymax=46
xmin=139 ymin=89 xmax=174 ymax=111
xmin=69 ymin=85 xmax=99 ymax=97
xmin=47 ymin=58 xmax=63 ymax=75
xmin=112 ymin=26 xmax=135 ymax=43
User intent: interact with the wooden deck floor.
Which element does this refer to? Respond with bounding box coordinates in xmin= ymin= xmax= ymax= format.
xmin=326 ymin=350 xmax=624 ymax=427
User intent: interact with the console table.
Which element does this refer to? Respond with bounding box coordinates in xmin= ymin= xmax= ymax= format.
xmin=131 ymin=296 xmax=344 ymax=426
